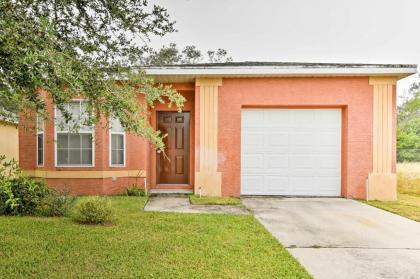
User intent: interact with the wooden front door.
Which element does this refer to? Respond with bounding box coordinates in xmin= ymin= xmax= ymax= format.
xmin=157 ymin=112 xmax=190 ymax=184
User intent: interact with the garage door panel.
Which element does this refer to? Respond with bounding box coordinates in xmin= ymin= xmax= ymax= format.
xmin=264 ymin=154 xmax=289 ymax=171
xmin=242 ymin=132 xmax=264 ymax=146
xmin=315 ymin=146 xmax=341 ymax=154
xmin=292 ymin=132 xmax=315 ymax=146
xmin=290 ymin=177 xmax=319 ymax=194
xmin=264 ymin=110 xmax=291 ymax=127
xmin=241 ymin=175 xmax=265 ymax=195
xmin=264 ymin=132 xmax=290 ymax=146
xmin=290 ymin=155 xmax=316 ymax=168
xmin=317 ymin=155 xmax=340 ymax=168
xmin=241 ymin=110 xmax=264 ymax=127
xmin=242 ymin=154 xmax=264 ymax=170
xmin=265 ymin=176 xmax=290 ymax=194
xmin=293 ymin=110 xmax=317 ymax=126
xmin=318 ymin=132 xmax=341 ymax=146
xmin=316 ymin=110 xmax=341 ymax=127
xmin=318 ymin=178 xmax=341 ymax=196
xmin=241 ymin=108 xmax=341 ymax=196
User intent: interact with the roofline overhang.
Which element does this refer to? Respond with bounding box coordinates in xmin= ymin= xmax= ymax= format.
xmin=144 ymin=65 xmax=417 ymax=77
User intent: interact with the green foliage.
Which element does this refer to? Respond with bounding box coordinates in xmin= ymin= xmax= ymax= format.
xmin=0 ymin=155 xmax=74 ymax=216
xmin=72 ymin=197 xmax=114 ymax=225
xmin=36 ymin=189 xmax=76 ymax=217
xmin=0 ymin=0 xmax=184 ymax=152
xmin=125 ymin=185 xmax=146 ymax=196
xmin=397 ymin=81 xmax=420 ymax=162
xmin=0 ymin=156 xmax=50 ymax=215
xmin=142 ymin=43 xmax=233 ymax=65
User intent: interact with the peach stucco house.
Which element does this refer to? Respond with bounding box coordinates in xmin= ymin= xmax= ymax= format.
xmin=19 ymin=62 xmax=417 ymax=200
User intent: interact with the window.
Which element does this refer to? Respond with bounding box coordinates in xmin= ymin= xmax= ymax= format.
xmin=37 ymin=116 xmax=44 ymax=166
xmin=55 ymin=100 xmax=94 ymax=166
xmin=109 ymin=118 xmax=125 ymax=166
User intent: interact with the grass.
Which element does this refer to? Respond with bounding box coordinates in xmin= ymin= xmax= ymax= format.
xmin=0 ymin=197 xmax=311 ymax=279
xmin=365 ymin=194 xmax=420 ymax=222
xmin=397 ymin=162 xmax=420 ymax=195
xmin=365 ymin=162 xmax=420 ymax=222
xmin=189 ymin=195 xmax=241 ymax=206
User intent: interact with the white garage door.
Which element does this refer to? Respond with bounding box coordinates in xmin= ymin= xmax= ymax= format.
xmin=241 ymin=109 xmax=341 ymax=196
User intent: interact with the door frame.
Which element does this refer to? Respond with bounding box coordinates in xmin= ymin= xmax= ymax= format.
xmin=149 ymin=103 xmax=195 ymax=190
xmin=156 ymin=111 xmax=190 ymax=185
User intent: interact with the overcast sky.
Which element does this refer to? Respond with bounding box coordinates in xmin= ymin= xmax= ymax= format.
xmin=150 ymin=0 xmax=420 ymax=99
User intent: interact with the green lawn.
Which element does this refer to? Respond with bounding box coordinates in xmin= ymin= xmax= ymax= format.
xmin=365 ymin=163 xmax=420 ymax=222
xmin=0 ymin=197 xmax=311 ymax=279
xmin=189 ymin=195 xmax=241 ymax=205
xmin=365 ymin=193 xmax=420 ymax=222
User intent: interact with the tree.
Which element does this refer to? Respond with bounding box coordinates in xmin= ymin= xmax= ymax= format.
xmin=397 ymin=80 xmax=420 ymax=162
xmin=142 ymin=43 xmax=233 ymax=65
xmin=0 ymin=0 xmax=184 ymax=151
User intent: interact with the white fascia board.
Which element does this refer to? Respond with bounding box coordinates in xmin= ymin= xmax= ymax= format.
xmin=144 ymin=66 xmax=417 ymax=77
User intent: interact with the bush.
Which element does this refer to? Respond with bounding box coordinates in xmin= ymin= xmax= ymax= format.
xmin=0 ymin=156 xmax=50 ymax=215
xmin=36 ymin=189 xmax=76 ymax=217
xmin=0 ymin=156 xmax=75 ymax=217
xmin=125 ymin=185 xmax=146 ymax=196
xmin=72 ymin=197 xmax=113 ymax=225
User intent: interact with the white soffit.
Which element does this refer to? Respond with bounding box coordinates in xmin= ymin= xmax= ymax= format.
xmin=143 ymin=63 xmax=417 ymax=83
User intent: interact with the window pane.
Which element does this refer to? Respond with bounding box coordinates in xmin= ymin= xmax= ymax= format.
xmin=55 ymin=109 xmax=66 ymax=130
xmin=55 ymin=101 xmax=93 ymax=132
xmin=117 ymin=135 xmax=124 ymax=149
xmin=81 ymin=134 xmax=93 ymax=148
xmin=57 ymin=134 xmax=68 ymax=148
xmin=117 ymin=150 xmax=124 ymax=165
xmin=79 ymin=102 xmax=92 ymax=131
xmin=37 ymin=116 xmax=44 ymax=132
xmin=69 ymin=134 xmax=81 ymax=148
xmin=111 ymin=150 xmax=119 ymax=165
xmin=37 ymin=134 xmax=43 ymax=150
xmin=57 ymin=149 xmax=69 ymax=165
xmin=81 ymin=149 xmax=93 ymax=165
xmin=111 ymin=134 xmax=124 ymax=165
xmin=111 ymin=134 xmax=118 ymax=150
xmin=37 ymin=149 xmax=43 ymax=166
xmin=69 ymin=149 xmax=81 ymax=165
xmin=69 ymin=101 xmax=80 ymax=117
xmin=56 ymin=131 xmax=93 ymax=166
xmin=110 ymin=118 xmax=124 ymax=133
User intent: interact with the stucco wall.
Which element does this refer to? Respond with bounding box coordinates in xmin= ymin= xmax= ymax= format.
xmin=18 ymin=85 xmax=195 ymax=195
xmin=0 ymin=122 xmax=19 ymax=162
xmin=17 ymin=77 xmax=396 ymax=198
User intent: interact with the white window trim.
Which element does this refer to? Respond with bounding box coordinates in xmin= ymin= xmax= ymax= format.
xmin=36 ymin=116 xmax=44 ymax=167
xmin=109 ymin=124 xmax=126 ymax=167
xmin=54 ymin=100 xmax=95 ymax=167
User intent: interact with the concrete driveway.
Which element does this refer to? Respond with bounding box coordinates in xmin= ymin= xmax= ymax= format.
xmin=242 ymin=198 xmax=420 ymax=279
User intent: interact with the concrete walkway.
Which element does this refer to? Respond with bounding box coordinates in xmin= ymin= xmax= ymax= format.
xmin=144 ymin=196 xmax=249 ymax=215
xmin=242 ymin=197 xmax=420 ymax=279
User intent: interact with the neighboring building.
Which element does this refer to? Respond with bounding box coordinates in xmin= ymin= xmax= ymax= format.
xmin=0 ymin=119 xmax=19 ymax=162
xmin=19 ymin=62 xmax=417 ymax=200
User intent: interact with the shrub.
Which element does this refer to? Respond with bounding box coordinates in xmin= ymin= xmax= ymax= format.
xmin=125 ymin=185 xmax=146 ymax=196
xmin=72 ymin=197 xmax=113 ymax=225
xmin=36 ymin=189 xmax=76 ymax=217
xmin=0 ymin=156 xmax=50 ymax=215
xmin=0 ymin=156 xmax=76 ymax=217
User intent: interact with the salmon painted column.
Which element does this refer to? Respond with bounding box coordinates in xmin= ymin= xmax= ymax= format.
xmin=368 ymin=77 xmax=398 ymax=201
xmin=194 ymin=78 xmax=222 ymax=196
